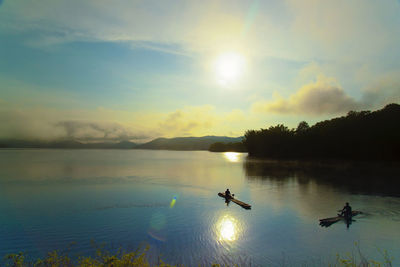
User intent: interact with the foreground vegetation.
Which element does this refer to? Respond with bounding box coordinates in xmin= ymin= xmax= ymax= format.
xmin=242 ymin=103 xmax=400 ymax=160
xmin=2 ymin=247 xmax=394 ymax=267
xmin=2 ymin=247 xmax=173 ymax=267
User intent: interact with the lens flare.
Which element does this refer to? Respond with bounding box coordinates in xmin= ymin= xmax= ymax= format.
xmin=148 ymin=211 xmax=167 ymax=242
xmin=170 ymin=195 xmax=177 ymax=208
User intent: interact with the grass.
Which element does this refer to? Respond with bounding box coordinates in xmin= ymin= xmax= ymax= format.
xmin=331 ymin=247 xmax=393 ymax=267
xmin=1 ymin=244 xmax=394 ymax=267
xmin=2 ymin=247 xmax=173 ymax=267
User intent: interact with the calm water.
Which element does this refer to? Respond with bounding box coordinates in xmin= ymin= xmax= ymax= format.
xmin=0 ymin=149 xmax=399 ymax=266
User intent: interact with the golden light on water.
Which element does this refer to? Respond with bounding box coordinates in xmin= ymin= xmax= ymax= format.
xmin=217 ymin=215 xmax=239 ymax=241
xmin=223 ymin=152 xmax=241 ymax=162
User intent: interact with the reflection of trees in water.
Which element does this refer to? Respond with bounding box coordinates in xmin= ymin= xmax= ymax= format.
xmin=243 ymin=159 xmax=400 ymax=196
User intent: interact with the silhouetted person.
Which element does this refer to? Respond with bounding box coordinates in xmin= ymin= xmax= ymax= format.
xmin=345 ymin=218 xmax=352 ymax=229
xmin=225 ymin=188 xmax=231 ymax=198
xmin=340 ymin=202 xmax=352 ymax=219
xmin=225 ymin=197 xmax=231 ymax=206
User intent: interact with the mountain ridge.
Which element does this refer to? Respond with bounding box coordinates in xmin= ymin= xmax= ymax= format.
xmin=0 ymin=136 xmax=243 ymax=151
xmin=135 ymin=136 xmax=243 ymax=151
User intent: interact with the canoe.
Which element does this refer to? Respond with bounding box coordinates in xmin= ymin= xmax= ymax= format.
xmin=319 ymin=210 xmax=362 ymax=227
xmin=218 ymin=192 xmax=251 ymax=209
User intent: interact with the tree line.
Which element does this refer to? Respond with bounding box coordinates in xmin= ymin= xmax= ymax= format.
xmin=209 ymin=141 xmax=246 ymax=152
xmin=210 ymin=103 xmax=400 ymax=160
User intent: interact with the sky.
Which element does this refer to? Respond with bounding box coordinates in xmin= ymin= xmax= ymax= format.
xmin=0 ymin=0 xmax=399 ymax=142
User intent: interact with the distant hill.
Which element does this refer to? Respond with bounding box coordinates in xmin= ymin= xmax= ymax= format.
xmin=0 ymin=136 xmax=243 ymax=151
xmin=0 ymin=140 xmax=138 ymax=149
xmin=135 ymin=136 xmax=243 ymax=151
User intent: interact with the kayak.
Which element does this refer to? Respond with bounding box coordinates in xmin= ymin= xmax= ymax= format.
xmin=218 ymin=192 xmax=251 ymax=209
xmin=319 ymin=210 xmax=362 ymax=227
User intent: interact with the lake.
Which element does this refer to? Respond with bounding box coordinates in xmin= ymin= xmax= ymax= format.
xmin=0 ymin=149 xmax=399 ymax=266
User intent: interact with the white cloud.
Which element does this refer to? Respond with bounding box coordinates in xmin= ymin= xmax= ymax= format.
xmin=361 ymin=70 xmax=400 ymax=108
xmin=252 ymin=68 xmax=400 ymax=116
xmin=157 ymin=105 xmax=217 ymax=137
xmin=252 ymin=76 xmax=360 ymax=115
xmin=1 ymin=0 xmax=399 ymax=130
xmin=285 ymin=0 xmax=400 ymax=61
xmin=0 ymin=103 xmax=150 ymax=142
xmin=0 ymin=102 xmax=248 ymax=141
xmin=2 ymin=0 xmax=397 ymax=61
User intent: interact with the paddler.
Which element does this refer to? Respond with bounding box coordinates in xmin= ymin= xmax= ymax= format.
xmin=225 ymin=188 xmax=232 ymax=198
xmin=340 ymin=202 xmax=352 ymax=218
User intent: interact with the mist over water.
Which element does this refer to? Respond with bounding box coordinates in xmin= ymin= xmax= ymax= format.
xmin=0 ymin=149 xmax=399 ymax=266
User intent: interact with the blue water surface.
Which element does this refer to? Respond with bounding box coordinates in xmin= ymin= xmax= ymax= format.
xmin=0 ymin=149 xmax=399 ymax=266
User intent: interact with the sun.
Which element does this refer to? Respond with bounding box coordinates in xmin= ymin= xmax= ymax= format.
xmin=214 ymin=52 xmax=245 ymax=87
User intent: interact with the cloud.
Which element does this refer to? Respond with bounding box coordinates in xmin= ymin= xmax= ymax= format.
xmin=3 ymin=0 xmax=397 ymax=61
xmin=252 ymin=77 xmax=360 ymax=115
xmin=0 ymin=0 xmax=250 ymax=54
xmin=285 ymin=0 xmax=400 ymax=60
xmin=0 ymin=102 xmax=247 ymax=142
xmin=0 ymin=105 xmax=149 ymax=142
xmin=155 ymin=106 xmax=251 ymax=137
xmin=54 ymin=121 xmax=147 ymax=142
xmin=0 ymin=107 xmax=65 ymax=141
xmin=252 ymin=69 xmax=400 ymax=116
xmin=157 ymin=106 xmax=217 ymax=137
xmin=361 ymin=70 xmax=400 ymax=108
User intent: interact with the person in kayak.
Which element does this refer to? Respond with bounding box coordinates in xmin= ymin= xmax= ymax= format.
xmin=340 ymin=202 xmax=352 ymax=218
xmin=225 ymin=188 xmax=232 ymax=198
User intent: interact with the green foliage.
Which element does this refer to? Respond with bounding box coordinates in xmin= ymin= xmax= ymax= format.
xmin=1 ymin=246 xmax=176 ymax=267
xmin=333 ymin=251 xmax=393 ymax=267
xmin=243 ymin=103 xmax=400 ymax=160
xmin=208 ymin=142 xmax=247 ymax=152
xmin=34 ymin=251 xmax=71 ymax=266
xmin=3 ymin=252 xmax=25 ymax=267
xmin=1 ymin=245 xmax=394 ymax=267
xmin=296 ymin=121 xmax=310 ymax=133
xmin=244 ymin=124 xmax=295 ymax=158
xmin=329 ymin=242 xmax=393 ymax=267
xmin=137 ymin=136 xmax=243 ymax=151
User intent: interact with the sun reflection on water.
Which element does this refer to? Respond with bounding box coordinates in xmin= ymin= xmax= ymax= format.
xmin=217 ymin=215 xmax=240 ymax=241
xmin=223 ymin=152 xmax=241 ymax=163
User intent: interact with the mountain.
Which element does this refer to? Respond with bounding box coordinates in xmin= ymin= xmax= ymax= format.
xmin=135 ymin=136 xmax=243 ymax=151
xmin=0 ymin=136 xmax=243 ymax=151
xmin=0 ymin=140 xmax=137 ymax=149
xmin=84 ymin=140 xmax=137 ymax=149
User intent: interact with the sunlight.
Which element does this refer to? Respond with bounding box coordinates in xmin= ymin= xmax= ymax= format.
xmin=217 ymin=215 xmax=239 ymax=241
xmin=223 ymin=152 xmax=241 ymax=163
xmin=214 ymin=52 xmax=245 ymax=87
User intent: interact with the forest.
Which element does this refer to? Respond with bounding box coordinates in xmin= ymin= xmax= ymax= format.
xmin=211 ymin=103 xmax=400 ymax=160
xmin=208 ymin=141 xmax=246 ymax=152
